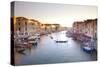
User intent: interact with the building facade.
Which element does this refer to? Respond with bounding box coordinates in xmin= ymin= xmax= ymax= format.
xmin=73 ymin=19 xmax=97 ymax=39
xmin=72 ymin=19 xmax=97 ymax=50
xmin=15 ymin=17 xmax=28 ymax=37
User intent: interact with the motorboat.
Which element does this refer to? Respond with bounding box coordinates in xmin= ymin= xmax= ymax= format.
xmin=28 ymin=35 xmax=38 ymax=45
xmin=82 ymin=40 xmax=95 ymax=53
xmin=56 ymin=40 xmax=68 ymax=43
xmin=34 ymin=33 xmax=40 ymax=39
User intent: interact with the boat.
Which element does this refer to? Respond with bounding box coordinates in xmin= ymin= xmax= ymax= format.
xmin=16 ymin=48 xmax=26 ymax=53
xmin=56 ymin=40 xmax=68 ymax=43
xmin=83 ymin=46 xmax=94 ymax=53
xmin=82 ymin=40 xmax=95 ymax=53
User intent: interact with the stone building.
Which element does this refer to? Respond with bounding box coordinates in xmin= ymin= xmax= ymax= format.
xmin=73 ymin=19 xmax=97 ymax=39
xmin=84 ymin=19 xmax=97 ymax=39
xmin=14 ymin=17 xmax=41 ymax=37
xmin=73 ymin=21 xmax=84 ymax=34
xmin=15 ymin=17 xmax=28 ymax=37
xmin=72 ymin=18 xmax=97 ymax=50
xmin=28 ymin=19 xmax=41 ymax=35
xmin=41 ymin=24 xmax=60 ymax=34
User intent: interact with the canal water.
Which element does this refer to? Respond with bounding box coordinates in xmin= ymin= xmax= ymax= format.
xmin=15 ymin=31 xmax=97 ymax=65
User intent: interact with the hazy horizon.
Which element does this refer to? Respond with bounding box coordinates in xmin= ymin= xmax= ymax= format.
xmin=14 ymin=1 xmax=97 ymax=27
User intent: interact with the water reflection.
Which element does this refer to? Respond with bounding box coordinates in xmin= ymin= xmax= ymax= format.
xmin=18 ymin=50 xmax=26 ymax=55
xmin=24 ymin=44 xmax=38 ymax=55
xmin=15 ymin=31 xmax=97 ymax=65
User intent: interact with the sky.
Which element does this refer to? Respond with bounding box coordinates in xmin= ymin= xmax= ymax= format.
xmin=14 ymin=1 xmax=97 ymax=27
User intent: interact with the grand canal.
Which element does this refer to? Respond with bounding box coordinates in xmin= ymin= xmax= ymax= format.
xmin=15 ymin=31 xmax=97 ymax=65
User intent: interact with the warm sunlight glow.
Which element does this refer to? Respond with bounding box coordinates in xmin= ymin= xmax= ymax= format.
xmin=36 ymin=18 xmax=77 ymax=27
xmin=15 ymin=2 xmax=97 ymax=27
xmin=13 ymin=16 xmax=16 ymax=24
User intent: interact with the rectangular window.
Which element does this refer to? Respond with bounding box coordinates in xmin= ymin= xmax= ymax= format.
xmin=25 ymin=22 xmax=27 ymax=25
xmin=18 ymin=22 xmax=20 ymax=25
xmin=19 ymin=27 xmax=20 ymax=31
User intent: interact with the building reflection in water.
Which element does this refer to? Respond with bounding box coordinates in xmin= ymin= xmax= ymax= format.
xmin=14 ymin=51 xmax=22 ymax=65
xmin=14 ymin=43 xmax=38 ymax=65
